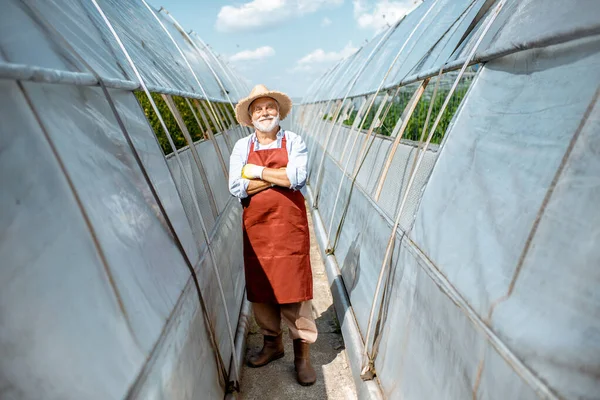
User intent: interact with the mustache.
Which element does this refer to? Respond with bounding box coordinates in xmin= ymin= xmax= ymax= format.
xmin=253 ymin=114 xmax=279 ymax=133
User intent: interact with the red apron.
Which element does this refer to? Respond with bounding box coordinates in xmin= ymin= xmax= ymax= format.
xmin=241 ymin=134 xmax=313 ymax=304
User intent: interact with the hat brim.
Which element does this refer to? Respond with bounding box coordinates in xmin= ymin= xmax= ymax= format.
xmin=235 ymin=91 xmax=292 ymax=127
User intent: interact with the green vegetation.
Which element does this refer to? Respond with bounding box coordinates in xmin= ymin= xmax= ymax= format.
xmin=341 ymin=110 xmax=358 ymax=127
xmin=401 ymin=84 xmax=470 ymax=144
xmin=339 ymin=77 xmax=473 ymax=144
xmin=134 ymin=92 xmax=235 ymax=155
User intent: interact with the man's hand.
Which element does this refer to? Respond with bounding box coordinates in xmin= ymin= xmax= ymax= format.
xmin=262 ymin=167 xmax=291 ymax=188
xmin=247 ymin=180 xmax=272 ymax=195
xmin=242 ymin=164 xmax=265 ymax=180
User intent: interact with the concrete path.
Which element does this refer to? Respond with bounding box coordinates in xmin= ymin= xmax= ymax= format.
xmin=238 ymin=208 xmax=357 ymax=400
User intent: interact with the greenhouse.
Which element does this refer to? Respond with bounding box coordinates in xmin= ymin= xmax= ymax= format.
xmin=1 ymin=0 xmax=599 ymax=399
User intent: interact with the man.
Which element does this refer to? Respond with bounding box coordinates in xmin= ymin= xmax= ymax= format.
xmin=229 ymin=84 xmax=317 ymax=386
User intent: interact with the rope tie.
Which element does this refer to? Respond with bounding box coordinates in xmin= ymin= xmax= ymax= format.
xmin=309 ymin=24 xmax=398 ymax=205
xmin=324 ymin=0 xmax=451 ymax=258
xmin=360 ymin=0 xmax=508 ymax=378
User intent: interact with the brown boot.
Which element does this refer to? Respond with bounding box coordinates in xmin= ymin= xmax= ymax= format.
xmin=247 ymin=334 xmax=284 ymax=368
xmin=293 ymin=339 xmax=317 ymax=386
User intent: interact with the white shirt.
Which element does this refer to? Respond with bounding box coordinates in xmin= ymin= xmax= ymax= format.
xmin=229 ymin=129 xmax=308 ymax=199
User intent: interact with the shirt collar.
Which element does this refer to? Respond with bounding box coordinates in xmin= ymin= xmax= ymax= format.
xmin=251 ymin=127 xmax=284 ymax=143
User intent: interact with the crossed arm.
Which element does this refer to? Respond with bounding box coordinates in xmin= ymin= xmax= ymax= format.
xmin=247 ymin=168 xmax=291 ymax=195
xmin=228 ymin=134 xmax=308 ymax=199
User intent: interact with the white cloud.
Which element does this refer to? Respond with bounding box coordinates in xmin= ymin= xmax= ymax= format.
xmin=297 ymin=0 xmax=343 ymax=12
xmin=229 ymin=46 xmax=275 ymax=62
xmin=298 ymin=42 xmax=358 ymax=65
xmin=353 ymin=0 xmax=421 ymax=31
xmin=289 ymin=42 xmax=358 ymax=74
xmin=321 ymin=17 xmax=332 ymax=26
xmin=216 ymin=0 xmax=343 ymax=33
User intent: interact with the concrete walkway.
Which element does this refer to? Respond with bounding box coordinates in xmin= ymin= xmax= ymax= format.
xmin=238 ymin=208 xmax=357 ymax=400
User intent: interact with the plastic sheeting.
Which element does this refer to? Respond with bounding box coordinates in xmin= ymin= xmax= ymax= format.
xmin=0 ymin=1 xmax=249 ymax=398
xmin=350 ymin=0 xmax=481 ymax=96
xmin=167 ymin=149 xmax=216 ymax=236
xmin=114 ymin=91 xmax=200 ymax=265
xmin=306 ymin=0 xmax=486 ymax=101
xmin=23 ymin=82 xmax=195 ymax=349
xmin=326 ymin=29 xmax=390 ymax=100
xmin=303 ymin=131 xmax=438 ymax=341
xmin=492 ymin=96 xmax=600 ymax=399
xmin=310 ymin=49 xmax=364 ymax=103
xmin=0 ymin=79 xmax=235 ymax=399
xmin=1 ymin=80 xmax=142 ymax=400
xmin=196 ymin=200 xmax=245 ymax=371
xmin=0 ymin=1 xmax=86 ymax=74
xmin=413 ymin=38 xmax=600 ymax=315
xmin=128 ymin=279 xmax=224 ymax=400
xmin=305 ymin=0 xmax=600 ymax=102
xmin=306 ymin=121 xmax=438 ymax=230
xmin=294 ymin=0 xmax=600 ymax=398
xmin=87 ymin=0 xmax=221 ymax=97
xmin=466 ymin=0 xmax=600 ymax=61
xmin=407 ymin=0 xmax=485 ymax=76
xmin=187 ymin=31 xmax=250 ymax=101
xmin=413 ymin=38 xmax=600 ymax=399
xmin=0 ymin=0 xmax=242 ymax=102
xmin=373 ymin=238 xmax=540 ymax=399
xmin=150 ymin=8 xmax=231 ymax=99
xmin=0 ymin=84 xmax=246 ymax=399
xmin=303 ymin=136 xmax=396 ymax=337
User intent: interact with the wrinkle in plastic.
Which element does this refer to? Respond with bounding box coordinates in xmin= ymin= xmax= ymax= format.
xmin=480 ymin=0 xmax=600 ymax=58
xmin=114 ymin=90 xmax=201 ymax=265
xmin=492 ymin=87 xmax=600 ymax=399
xmin=1 ymin=2 xmax=250 ymax=399
xmin=0 ymin=80 xmax=145 ymax=400
xmin=412 ymin=38 xmax=600 ymax=399
xmin=22 ymin=82 xmax=193 ymax=352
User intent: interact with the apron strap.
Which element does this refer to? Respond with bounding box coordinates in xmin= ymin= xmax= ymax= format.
xmin=281 ymin=132 xmax=287 ymax=149
xmin=247 ymin=129 xmax=287 ymax=157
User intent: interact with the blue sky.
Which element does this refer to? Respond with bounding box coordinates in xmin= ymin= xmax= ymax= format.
xmin=156 ymin=0 xmax=421 ymax=98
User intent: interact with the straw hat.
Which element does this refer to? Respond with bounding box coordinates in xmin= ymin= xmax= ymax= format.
xmin=235 ymin=84 xmax=293 ymax=127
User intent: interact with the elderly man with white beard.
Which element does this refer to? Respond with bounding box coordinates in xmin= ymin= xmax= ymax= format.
xmin=229 ymin=85 xmax=317 ymax=386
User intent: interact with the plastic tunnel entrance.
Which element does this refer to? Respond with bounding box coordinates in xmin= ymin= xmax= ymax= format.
xmin=1 ymin=1 xmax=600 ymax=400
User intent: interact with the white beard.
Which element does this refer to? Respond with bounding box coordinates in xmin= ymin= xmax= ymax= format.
xmin=253 ymin=115 xmax=280 ymax=133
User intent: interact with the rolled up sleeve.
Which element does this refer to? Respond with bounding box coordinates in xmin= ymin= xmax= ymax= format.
xmin=229 ymin=138 xmax=250 ymax=199
xmin=286 ymin=134 xmax=308 ymax=190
